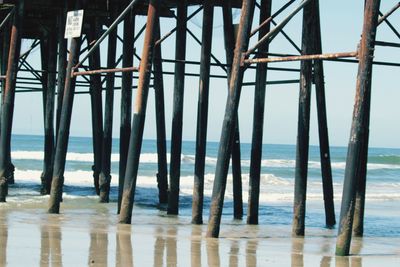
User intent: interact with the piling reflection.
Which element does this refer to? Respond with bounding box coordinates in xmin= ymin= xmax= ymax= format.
xmin=228 ymin=240 xmax=239 ymax=267
xmin=88 ymin=222 xmax=108 ymax=266
xmin=166 ymin=226 xmax=177 ymax=267
xmin=291 ymin=237 xmax=304 ymax=267
xmin=40 ymin=216 xmax=62 ymax=267
xmin=206 ymin=237 xmax=220 ymax=267
xmin=0 ymin=210 xmax=8 ymax=267
xmin=116 ymin=224 xmax=133 ymax=267
xmin=246 ymin=239 xmax=258 ymax=266
xmin=153 ymin=227 xmax=165 ymax=267
xmin=190 ymin=226 xmax=202 ymax=267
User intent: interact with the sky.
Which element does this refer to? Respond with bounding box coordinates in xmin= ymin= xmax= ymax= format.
xmin=11 ymin=0 xmax=400 ymax=148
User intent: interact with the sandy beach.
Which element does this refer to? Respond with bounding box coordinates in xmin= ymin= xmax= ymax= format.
xmin=0 ymin=199 xmax=399 ymax=267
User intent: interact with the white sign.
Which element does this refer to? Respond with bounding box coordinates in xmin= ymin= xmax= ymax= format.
xmin=64 ymin=10 xmax=84 ymax=39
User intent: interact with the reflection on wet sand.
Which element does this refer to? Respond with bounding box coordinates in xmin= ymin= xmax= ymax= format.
xmin=191 ymin=226 xmax=202 ymax=267
xmin=88 ymin=220 xmax=108 ymax=266
xmin=0 ymin=211 xmax=8 ymax=267
xmin=0 ymin=208 xmax=375 ymax=267
xmin=228 ymin=240 xmax=240 ymax=267
xmin=246 ymin=239 xmax=258 ymax=266
xmin=206 ymin=238 xmax=220 ymax=267
xmin=40 ymin=216 xmax=62 ymax=267
xmin=154 ymin=227 xmax=165 ymax=267
xmin=166 ymin=226 xmax=177 ymax=267
xmin=116 ymin=224 xmax=133 ymax=267
xmin=291 ymin=237 xmax=304 ymax=267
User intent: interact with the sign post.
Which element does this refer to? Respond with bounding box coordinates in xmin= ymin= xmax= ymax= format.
xmin=64 ymin=10 xmax=84 ymax=39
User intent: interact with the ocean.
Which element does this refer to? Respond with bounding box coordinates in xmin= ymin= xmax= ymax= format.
xmin=3 ymin=134 xmax=400 ymax=237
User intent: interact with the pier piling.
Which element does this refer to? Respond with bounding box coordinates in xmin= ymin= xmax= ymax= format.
xmin=118 ymin=5 xmax=135 ymax=213
xmin=168 ymin=0 xmax=187 ymax=215
xmin=192 ymin=0 xmax=214 ymax=225
xmin=153 ymin=19 xmax=168 ymax=205
xmin=87 ymin=18 xmax=104 ymax=196
xmin=41 ymin=25 xmax=57 ymax=195
xmin=292 ymin=0 xmax=314 ymax=236
xmin=312 ymin=0 xmax=335 ymax=227
xmin=99 ymin=7 xmax=118 ymax=203
xmin=335 ymin=0 xmax=380 ymax=256
xmin=0 ymin=0 xmax=24 ymax=202
xmin=48 ymin=0 xmax=83 ymax=213
xmin=119 ymin=0 xmax=160 ymax=224
xmin=207 ymin=0 xmax=255 ymax=238
xmin=247 ymin=0 xmax=272 ymax=225
xmin=223 ymin=3 xmax=244 ymax=221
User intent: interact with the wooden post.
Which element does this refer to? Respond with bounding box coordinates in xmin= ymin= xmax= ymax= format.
xmin=0 ymin=18 xmax=10 ymax=155
xmin=168 ymin=0 xmax=187 ymax=215
xmin=40 ymin=37 xmax=49 ymax=125
xmin=153 ymin=20 xmax=168 ymax=205
xmin=118 ymin=6 xmax=135 ymax=213
xmin=55 ymin=0 xmax=68 ymax=140
xmin=336 ymin=0 xmax=380 ymax=256
xmin=192 ymin=1 xmax=214 ymax=225
xmin=119 ymin=0 xmax=160 ymax=224
xmin=352 ymin=133 xmax=369 ymax=236
xmin=222 ymin=2 xmax=244 ymax=221
xmin=41 ymin=26 xmax=58 ymax=195
xmin=87 ymin=19 xmax=104 ymax=195
xmin=312 ymin=0 xmax=335 ymax=227
xmin=292 ymin=0 xmax=314 ymax=237
xmin=206 ymin=0 xmax=255 ymax=238
xmin=247 ymin=0 xmax=272 ymax=225
xmin=99 ymin=7 xmax=118 ymax=203
xmin=48 ymin=0 xmax=83 ymax=213
xmin=0 ymin=0 xmax=24 ymax=202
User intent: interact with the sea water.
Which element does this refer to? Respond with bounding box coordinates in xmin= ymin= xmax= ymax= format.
xmin=3 ymin=134 xmax=400 ymax=237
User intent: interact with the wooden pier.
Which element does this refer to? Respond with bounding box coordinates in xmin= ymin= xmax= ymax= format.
xmin=0 ymin=0 xmax=397 ymax=256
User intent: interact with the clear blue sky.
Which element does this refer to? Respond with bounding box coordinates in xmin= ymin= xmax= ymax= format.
xmin=12 ymin=0 xmax=400 ymax=148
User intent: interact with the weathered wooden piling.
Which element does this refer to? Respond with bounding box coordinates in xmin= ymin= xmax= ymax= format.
xmin=48 ymin=0 xmax=83 ymax=213
xmin=0 ymin=0 xmax=24 ymax=202
xmin=119 ymin=0 xmax=160 ymax=224
xmin=41 ymin=26 xmax=57 ymax=195
xmin=312 ymin=0 xmax=335 ymax=227
xmin=153 ymin=20 xmax=168 ymax=205
xmin=222 ymin=2 xmax=244 ymax=221
xmin=87 ymin=19 xmax=104 ymax=195
xmin=207 ymin=0 xmax=255 ymax=238
xmin=168 ymin=0 xmax=187 ymax=215
xmin=118 ymin=5 xmax=135 ymax=213
xmin=247 ymin=0 xmax=272 ymax=225
xmin=0 ymin=15 xmax=10 ymax=156
xmin=292 ymin=0 xmax=314 ymax=237
xmin=99 ymin=7 xmax=118 ymax=203
xmin=335 ymin=0 xmax=380 ymax=256
xmin=55 ymin=0 xmax=68 ymax=140
xmin=192 ymin=1 xmax=214 ymax=225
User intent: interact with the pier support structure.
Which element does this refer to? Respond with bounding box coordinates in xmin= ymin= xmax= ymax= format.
xmin=48 ymin=0 xmax=83 ymax=213
xmin=118 ymin=6 xmax=135 ymax=213
xmin=87 ymin=18 xmax=104 ymax=195
xmin=153 ymin=20 xmax=169 ymax=205
xmin=292 ymin=0 xmax=315 ymax=237
xmin=336 ymin=0 xmax=380 ymax=256
xmin=40 ymin=25 xmax=57 ymax=195
xmin=207 ymin=0 xmax=255 ymax=238
xmin=192 ymin=0 xmax=214 ymax=225
xmin=0 ymin=0 xmax=24 ymax=202
xmin=223 ymin=2 xmax=244 ymax=221
xmin=168 ymin=0 xmax=188 ymax=215
xmin=119 ymin=0 xmax=160 ymax=224
xmin=247 ymin=0 xmax=272 ymax=225
xmin=99 ymin=7 xmax=118 ymax=203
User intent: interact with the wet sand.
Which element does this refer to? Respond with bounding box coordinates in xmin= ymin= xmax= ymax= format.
xmin=0 ymin=203 xmax=399 ymax=267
